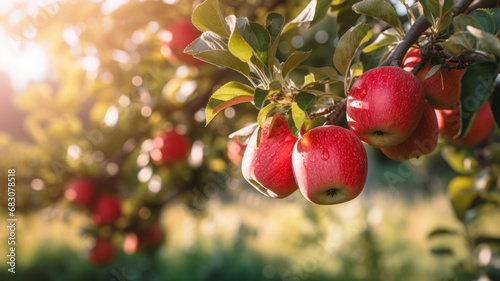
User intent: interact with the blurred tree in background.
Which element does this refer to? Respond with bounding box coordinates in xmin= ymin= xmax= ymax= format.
xmin=0 ymin=0 xmax=500 ymax=280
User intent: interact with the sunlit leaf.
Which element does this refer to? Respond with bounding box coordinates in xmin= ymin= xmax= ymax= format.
xmin=352 ymin=0 xmax=403 ymax=33
xmin=192 ymin=0 xmax=230 ymax=37
xmin=283 ymin=0 xmax=333 ymax=33
xmin=206 ymin=82 xmax=254 ymax=125
xmin=282 ymin=51 xmax=311 ymax=78
xmin=258 ymin=103 xmax=276 ymax=128
xmin=333 ymin=23 xmax=373 ymax=79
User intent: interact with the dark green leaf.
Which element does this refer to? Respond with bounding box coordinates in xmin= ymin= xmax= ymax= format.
xmin=254 ymin=88 xmax=270 ymax=109
xmin=490 ymin=8 xmax=500 ymax=30
xmin=452 ymin=14 xmax=482 ymax=32
xmin=333 ymin=23 xmax=373 ymax=78
xmin=490 ymin=86 xmax=500 ymax=127
xmin=352 ymin=0 xmax=403 ymax=33
xmin=470 ymin=9 xmax=497 ymax=34
xmin=419 ymin=0 xmax=436 ymax=27
xmin=205 ymin=81 xmax=254 ymax=125
xmin=467 ymin=26 xmax=500 ymax=58
xmin=430 ymin=247 xmax=454 ymax=256
xmin=424 ymin=64 xmax=442 ymax=80
xmin=424 ymin=0 xmax=440 ymax=18
xmin=282 ymin=51 xmax=312 ymax=78
xmin=266 ymin=13 xmax=285 ymax=72
xmin=441 ymin=0 xmax=454 ymax=16
xmin=257 ymin=103 xmax=276 ymax=128
xmin=457 ymin=60 xmax=498 ymax=138
xmin=284 ymin=0 xmax=334 ymax=33
xmin=286 ymin=110 xmax=300 ymax=138
xmin=192 ymin=0 xmax=229 ymax=38
xmin=428 ymin=228 xmax=459 ymax=239
xmin=236 ymin=18 xmax=271 ymax=65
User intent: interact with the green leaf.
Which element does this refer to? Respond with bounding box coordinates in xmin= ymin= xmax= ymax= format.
xmin=258 ymin=103 xmax=276 ymax=128
xmin=205 ymin=81 xmax=254 ymax=125
xmin=490 ymin=86 xmax=500 ymax=128
xmin=291 ymin=92 xmax=317 ymax=136
xmin=419 ymin=0 xmax=436 ymax=27
xmin=238 ymin=19 xmax=271 ymax=65
xmin=283 ymin=0 xmax=334 ymax=33
xmin=254 ymin=88 xmax=270 ymax=109
xmin=269 ymin=80 xmax=282 ymax=90
xmin=424 ymin=64 xmax=442 ymax=80
xmin=333 ymin=23 xmax=373 ymax=78
xmin=282 ymin=51 xmax=312 ymax=78
xmin=457 ymin=60 xmax=498 ymax=138
xmin=336 ymin=4 xmax=362 ymax=37
xmin=285 ymin=110 xmax=300 ymax=138
xmin=192 ymin=0 xmax=229 ymax=38
xmin=448 ymin=176 xmax=477 ymax=220
xmin=227 ymin=16 xmax=254 ymax=63
xmin=490 ymin=8 xmax=500 ymax=30
xmin=440 ymin=0 xmax=454 ymax=16
xmin=439 ymin=31 xmax=476 ymax=57
xmin=352 ymin=0 xmax=403 ymax=34
xmin=266 ymin=13 xmax=285 ymax=72
xmin=452 ymin=15 xmax=482 ymax=32
xmin=470 ymin=9 xmax=497 ymax=34
xmin=427 ymin=228 xmax=459 ymax=239
xmin=467 ymin=26 xmax=500 ymax=58
xmin=362 ymin=30 xmax=399 ymax=53
xmin=298 ymin=66 xmax=340 ymax=80
xmin=424 ymin=0 xmax=440 ymax=18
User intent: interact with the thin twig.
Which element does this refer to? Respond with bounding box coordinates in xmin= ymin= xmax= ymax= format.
xmin=324 ymin=98 xmax=347 ymax=125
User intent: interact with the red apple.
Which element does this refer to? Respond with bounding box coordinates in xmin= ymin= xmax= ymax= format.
xmin=403 ymin=48 xmax=464 ymax=109
xmin=435 ymin=103 xmax=494 ymax=147
xmin=292 ymin=125 xmax=368 ymax=205
xmin=227 ymin=138 xmax=247 ymax=165
xmin=381 ymin=103 xmax=438 ymax=161
xmin=87 ymin=239 xmax=115 ymax=265
xmin=92 ymin=196 xmax=122 ymax=225
xmin=64 ymin=178 xmax=96 ymax=208
xmin=123 ymin=224 xmax=163 ymax=255
xmin=150 ymin=130 xmax=190 ymax=166
xmin=241 ymin=116 xmax=299 ymax=198
xmin=160 ymin=19 xmax=204 ymax=66
xmin=346 ymin=66 xmax=425 ymax=148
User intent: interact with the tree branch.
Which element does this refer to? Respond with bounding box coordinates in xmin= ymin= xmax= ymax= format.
xmin=381 ymin=0 xmax=476 ymax=68
xmin=324 ymin=98 xmax=347 ymax=125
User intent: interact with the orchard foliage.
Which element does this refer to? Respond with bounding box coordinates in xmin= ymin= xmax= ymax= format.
xmin=0 ymin=0 xmax=500 ymax=278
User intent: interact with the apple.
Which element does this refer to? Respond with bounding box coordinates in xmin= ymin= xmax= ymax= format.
xmin=346 ymin=66 xmax=425 ymax=148
xmin=64 ymin=178 xmax=96 ymax=208
xmin=403 ymin=48 xmax=464 ymax=109
xmin=92 ymin=196 xmax=122 ymax=225
xmin=435 ymin=103 xmax=494 ymax=147
xmin=150 ymin=130 xmax=190 ymax=166
xmin=241 ymin=116 xmax=299 ymax=198
xmin=160 ymin=19 xmax=204 ymax=66
xmin=87 ymin=239 xmax=115 ymax=265
xmin=292 ymin=125 xmax=368 ymax=205
xmin=123 ymin=224 xmax=163 ymax=255
xmin=381 ymin=103 xmax=439 ymax=161
xmin=227 ymin=138 xmax=247 ymax=165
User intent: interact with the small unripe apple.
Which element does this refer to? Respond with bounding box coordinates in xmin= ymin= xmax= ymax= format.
xmin=150 ymin=131 xmax=190 ymax=166
xmin=292 ymin=125 xmax=368 ymax=205
xmin=403 ymin=48 xmax=465 ymax=109
xmin=87 ymin=239 xmax=115 ymax=265
xmin=435 ymin=103 xmax=494 ymax=147
xmin=347 ymin=66 xmax=425 ymax=148
xmin=64 ymin=178 xmax=96 ymax=208
xmin=92 ymin=196 xmax=122 ymax=225
xmin=227 ymin=138 xmax=247 ymax=165
xmin=241 ymin=116 xmax=299 ymax=198
xmin=160 ymin=19 xmax=204 ymax=66
xmin=381 ymin=103 xmax=438 ymax=161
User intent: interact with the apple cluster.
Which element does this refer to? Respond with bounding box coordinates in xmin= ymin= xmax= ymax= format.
xmin=63 ymin=130 xmax=189 ymax=265
xmin=228 ymin=49 xmax=495 ymax=206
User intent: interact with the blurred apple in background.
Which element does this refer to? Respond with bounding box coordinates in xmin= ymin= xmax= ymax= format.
xmin=160 ymin=19 xmax=204 ymax=66
xmin=227 ymin=138 xmax=247 ymax=165
xmin=87 ymin=239 xmax=116 ymax=265
xmin=64 ymin=178 xmax=96 ymax=208
xmin=150 ymin=130 xmax=190 ymax=166
xmin=92 ymin=196 xmax=123 ymax=225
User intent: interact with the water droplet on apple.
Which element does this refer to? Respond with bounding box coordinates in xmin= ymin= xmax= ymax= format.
xmin=321 ymin=149 xmax=329 ymax=161
xmin=358 ymin=83 xmax=368 ymax=99
xmin=310 ymin=153 xmax=316 ymax=163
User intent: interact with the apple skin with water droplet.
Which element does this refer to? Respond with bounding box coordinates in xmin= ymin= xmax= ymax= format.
xmin=292 ymin=125 xmax=368 ymax=205
xmin=346 ymin=66 xmax=425 ymax=148
xmin=241 ymin=116 xmax=299 ymax=198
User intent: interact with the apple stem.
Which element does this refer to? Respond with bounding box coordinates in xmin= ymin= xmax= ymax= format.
xmin=324 ymin=98 xmax=347 ymax=126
